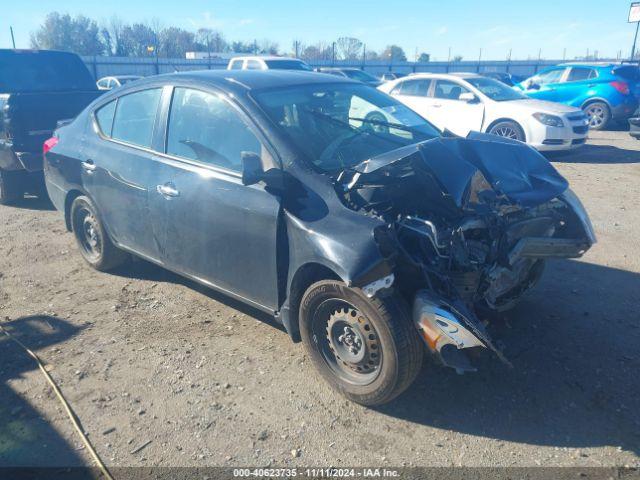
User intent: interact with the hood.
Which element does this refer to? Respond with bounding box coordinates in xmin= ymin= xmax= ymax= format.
xmin=349 ymin=131 xmax=569 ymax=210
xmin=511 ymin=98 xmax=584 ymax=115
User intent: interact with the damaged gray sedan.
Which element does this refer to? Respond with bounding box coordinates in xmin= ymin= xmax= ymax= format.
xmin=44 ymin=71 xmax=595 ymax=406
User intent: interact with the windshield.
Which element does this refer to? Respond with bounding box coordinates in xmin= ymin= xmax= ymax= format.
xmin=343 ymin=70 xmax=379 ymax=82
xmin=264 ymin=60 xmax=312 ymax=71
xmin=467 ymin=77 xmax=527 ymax=101
xmin=0 ymin=51 xmax=96 ymax=93
xmin=254 ymin=83 xmax=440 ymax=173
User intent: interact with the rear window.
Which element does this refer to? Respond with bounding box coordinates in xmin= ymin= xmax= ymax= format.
xmin=264 ymin=60 xmax=311 ymax=71
xmin=0 ymin=51 xmax=95 ymax=93
xmin=614 ymin=66 xmax=640 ymax=82
xmin=391 ymin=79 xmax=431 ymax=97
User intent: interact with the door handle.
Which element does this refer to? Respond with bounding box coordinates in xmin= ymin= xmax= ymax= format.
xmin=156 ymin=183 xmax=179 ymax=198
xmin=432 ymin=104 xmax=442 ymax=108
xmin=81 ymin=159 xmax=96 ymax=172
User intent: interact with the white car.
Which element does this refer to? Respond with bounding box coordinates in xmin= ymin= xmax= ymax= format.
xmin=378 ymin=73 xmax=590 ymax=151
xmin=96 ymin=75 xmax=143 ymax=90
xmin=226 ymin=56 xmax=312 ymax=71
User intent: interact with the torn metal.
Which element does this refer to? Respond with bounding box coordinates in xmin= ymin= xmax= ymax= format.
xmin=333 ymin=132 xmax=595 ymax=371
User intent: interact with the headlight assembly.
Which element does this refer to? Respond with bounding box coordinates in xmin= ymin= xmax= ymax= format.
xmin=533 ymin=112 xmax=565 ymax=127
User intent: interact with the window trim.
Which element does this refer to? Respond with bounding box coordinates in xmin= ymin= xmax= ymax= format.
xmin=90 ymin=82 xmax=283 ymax=179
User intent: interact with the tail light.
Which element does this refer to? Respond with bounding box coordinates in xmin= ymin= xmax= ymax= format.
xmin=610 ymin=81 xmax=630 ymax=95
xmin=43 ymin=136 xmax=59 ymax=155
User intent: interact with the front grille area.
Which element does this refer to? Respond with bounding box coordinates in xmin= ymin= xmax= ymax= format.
xmin=567 ymin=114 xmax=587 ymax=122
xmin=572 ymin=138 xmax=587 ymax=145
xmin=573 ymin=125 xmax=589 ymax=135
xmin=542 ymin=139 xmax=565 ymax=145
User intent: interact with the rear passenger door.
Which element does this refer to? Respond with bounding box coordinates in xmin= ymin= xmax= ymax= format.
xmin=152 ymin=86 xmax=281 ymax=310
xmin=84 ymin=87 xmax=166 ymax=261
xmin=388 ymin=78 xmax=433 ymax=119
xmin=555 ymin=66 xmax=598 ymax=105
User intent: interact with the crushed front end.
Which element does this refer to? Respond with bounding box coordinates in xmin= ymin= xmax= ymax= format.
xmin=338 ymin=133 xmax=596 ymax=372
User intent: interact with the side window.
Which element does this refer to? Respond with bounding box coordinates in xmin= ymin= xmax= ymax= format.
xmin=246 ymin=60 xmax=263 ymax=70
xmin=391 ymin=79 xmax=431 ymax=96
xmin=534 ymin=68 xmax=565 ymax=85
xmin=433 ymin=80 xmax=470 ymax=100
xmin=566 ymin=67 xmax=597 ymax=82
xmin=111 ymin=88 xmax=162 ymax=148
xmin=229 ymin=60 xmax=243 ymax=70
xmin=95 ymin=100 xmax=117 ymax=137
xmin=166 ymin=87 xmax=262 ymax=172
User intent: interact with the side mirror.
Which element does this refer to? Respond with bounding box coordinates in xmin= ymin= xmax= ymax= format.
xmin=241 ymin=151 xmax=263 ymax=186
xmin=241 ymin=151 xmax=286 ymax=192
xmin=528 ymin=81 xmax=541 ymax=90
xmin=459 ymin=92 xmax=479 ymax=103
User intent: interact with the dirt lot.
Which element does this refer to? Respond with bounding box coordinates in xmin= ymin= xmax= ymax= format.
xmin=1 ymin=130 xmax=639 ymax=469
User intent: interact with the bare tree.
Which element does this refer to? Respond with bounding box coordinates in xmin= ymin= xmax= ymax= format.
xmin=336 ymin=37 xmax=363 ymax=60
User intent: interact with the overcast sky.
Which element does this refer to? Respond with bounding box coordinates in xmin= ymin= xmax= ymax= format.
xmin=2 ymin=0 xmax=637 ymax=60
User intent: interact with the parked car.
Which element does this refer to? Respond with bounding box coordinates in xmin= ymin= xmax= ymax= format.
xmin=226 ymin=56 xmax=312 ymax=71
xmin=0 ymin=49 xmax=103 ymax=204
xmin=44 ymin=71 xmax=595 ymax=405
xmin=317 ymin=67 xmax=382 ymax=86
xmin=97 ymin=75 xmax=143 ymax=90
xmin=515 ymin=63 xmax=640 ymax=130
xmin=380 ymin=72 xmax=407 ymax=82
xmin=483 ymin=72 xmax=525 ymax=87
xmin=379 ymin=73 xmax=589 ymax=151
xmin=629 ymin=108 xmax=640 ymax=139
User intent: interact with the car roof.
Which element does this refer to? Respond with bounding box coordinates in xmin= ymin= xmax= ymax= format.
xmin=406 ymin=72 xmax=481 ymax=80
xmin=228 ymin=56 xmax=303 ymax=62
xmin=130 ymin=69 xmax=356 ymax=93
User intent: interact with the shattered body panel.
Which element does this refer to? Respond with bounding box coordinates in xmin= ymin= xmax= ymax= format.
xmin=325 ymin=132 xmax=595 ymax=370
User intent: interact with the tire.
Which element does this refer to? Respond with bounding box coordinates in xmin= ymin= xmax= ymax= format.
xmin=363 ymin=111 xmax=390 ymax=134
xmin=0 ymin=169 xmax=24 ymax=205
xmin=70 ymin=195 xmax=128 ymax=271
xmin=488 ymin=120 xmax=525 ymax=142
xmin=583 ymin=101 xmax=611 ymax=130
xmin=299 ymin=280 xmax=423 ymax=406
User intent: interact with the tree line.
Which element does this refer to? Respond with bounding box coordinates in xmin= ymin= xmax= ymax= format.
xmin=30 ymin=12 xmax=431 ymax=62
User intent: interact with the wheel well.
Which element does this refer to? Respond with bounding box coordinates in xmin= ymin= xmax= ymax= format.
xmin=64 ymin=189 xmax=84 ymax=231
xmin=485 ymin=118 xmax=526 ymax=142
xmin=581 ymin=98 xmax=611 ymax=111
xmin=285 ymin=263 xmax=342 ymax=342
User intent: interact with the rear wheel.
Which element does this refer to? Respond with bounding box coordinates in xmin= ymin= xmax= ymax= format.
xmin=299 ymin=280 xmax=423 ymax=406
xmin=0 ymin=169 xmax=24 ymax=205
xmin=583 ymin=101 xmax=611 ymax=130
xmin=488 ymin=120 xmax=525 ymax=142
xmin=70 ymin=196 xmax=129 ymax=271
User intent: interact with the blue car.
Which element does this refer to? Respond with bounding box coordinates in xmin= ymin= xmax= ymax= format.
xmin=516 ymin=63 xmax=639 ymax=130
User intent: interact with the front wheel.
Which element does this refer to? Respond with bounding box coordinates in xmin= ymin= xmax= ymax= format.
xmin=488 ymin=120 xmax=525 ymax=142
xmin=299 ymin=280 xmax=423 ymax=406
xmin=70 ymin=195 xmax=129 ymax=271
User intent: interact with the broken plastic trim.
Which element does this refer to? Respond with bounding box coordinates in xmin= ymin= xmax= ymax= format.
xmin=362 ymin=273 xmax=394 ymax=298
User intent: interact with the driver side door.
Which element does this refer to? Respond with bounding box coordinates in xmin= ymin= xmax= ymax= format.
xmin=522 ymin=67 xmax=568 ymax=102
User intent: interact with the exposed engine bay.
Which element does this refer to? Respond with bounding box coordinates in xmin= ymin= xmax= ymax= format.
xmin=335 ymin=132 xmax=596 ymax=372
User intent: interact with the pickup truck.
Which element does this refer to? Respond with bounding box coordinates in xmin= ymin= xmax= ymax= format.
xmin=0 ymin=49 xmax=103 ymax=204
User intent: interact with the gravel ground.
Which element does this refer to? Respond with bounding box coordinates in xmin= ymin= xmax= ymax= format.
xmin=0 ymin=130 xmax=639 ymax=469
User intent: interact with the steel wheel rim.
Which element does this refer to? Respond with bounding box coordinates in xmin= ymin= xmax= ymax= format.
xmin=311 ymin=298 xmax=382 ymax=386
xmin=492 ymin=124 xmax=520 ymax=140
xmin=75 ymin=207 xmax=102 ymax=261
xmin=586 ymin=106 xmax=605 ymax=128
